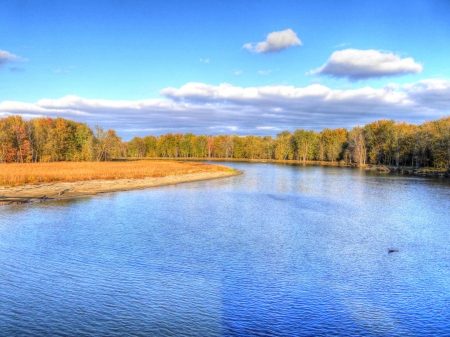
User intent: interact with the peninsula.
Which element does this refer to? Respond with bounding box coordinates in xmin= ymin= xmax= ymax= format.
xmin=0 ymin=161 xmax=239 ymax=205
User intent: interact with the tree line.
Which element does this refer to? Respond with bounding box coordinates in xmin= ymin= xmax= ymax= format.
xmin=1 ymin=115 xmax=449 ymax=169
xmin=0 ymin=116 xmax=125 ymax=163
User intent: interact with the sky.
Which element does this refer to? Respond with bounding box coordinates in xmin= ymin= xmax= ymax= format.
xmin=1 ymin=0 xmax=450 ymax=139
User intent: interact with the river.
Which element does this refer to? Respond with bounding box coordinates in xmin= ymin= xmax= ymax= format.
xmin=1 ymin=163 xmax=449 ymax=336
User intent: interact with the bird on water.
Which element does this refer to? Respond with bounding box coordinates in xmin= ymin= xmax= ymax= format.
xmin=388 ymin=248 xmax=399 ymax=253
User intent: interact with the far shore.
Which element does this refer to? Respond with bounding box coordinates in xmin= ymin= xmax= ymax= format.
xmin=114 ymin=157 xmax=346 ymax=166
xmin=0 ymin=170 xmax=240 ymax=206
xmin=117 ymin=157 xmax=450 ymax=178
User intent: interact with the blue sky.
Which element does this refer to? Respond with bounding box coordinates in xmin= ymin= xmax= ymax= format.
xmin=1 ymin=0 xmax=450 ymax=139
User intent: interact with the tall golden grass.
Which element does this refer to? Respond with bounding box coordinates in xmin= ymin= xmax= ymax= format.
xmin=0 ymin=161 xmax=232 ymax=186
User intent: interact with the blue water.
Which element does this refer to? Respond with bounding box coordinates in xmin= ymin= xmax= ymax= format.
xmin=1 ymin=163 xmax=450 ymax=336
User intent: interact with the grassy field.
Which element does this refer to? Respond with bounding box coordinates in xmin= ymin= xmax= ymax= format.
xmin=0 ymin=161 xmax=232 ymax=186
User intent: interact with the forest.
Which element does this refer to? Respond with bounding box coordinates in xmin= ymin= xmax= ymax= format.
xmin=1 ymin=115 xmax=449 ymax=169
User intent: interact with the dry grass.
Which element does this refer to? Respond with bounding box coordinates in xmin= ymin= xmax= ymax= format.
xmin=0 ymin=161 xmax=233 ymax=186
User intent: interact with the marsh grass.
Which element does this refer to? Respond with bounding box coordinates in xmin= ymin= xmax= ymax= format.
xmin=0 ymin=161 xmax=231 ymax=186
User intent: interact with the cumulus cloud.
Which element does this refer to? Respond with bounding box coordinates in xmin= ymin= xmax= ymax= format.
xmin=402 ymin=79 xmax=450 ymax=109
xmin=160 ymin=82 xmax=412 ymax=109
xmin=243 ymin=29 xmax=302 ymax=53
xmin=1 ymin=79 xmax=449 ymax=138
xmin=308 ymin=49 xmax=423 ymax=80
xmin=0 ymin=49 xmax=24 ymax=68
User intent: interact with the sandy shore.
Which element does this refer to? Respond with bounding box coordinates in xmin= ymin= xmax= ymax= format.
xmin=0 ymin=170 xmax=240 ymax=206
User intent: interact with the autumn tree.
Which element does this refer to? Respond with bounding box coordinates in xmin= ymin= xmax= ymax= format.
xmin=348 ymin=126 xmax=366 ymax=166
xmin=293 ymin=129 xmax=317 ymax=162
xmin=95 ymin=127 xmax=122 ymax=161
xmin=128 ymin=137 xmax=146 ymax=157
xmin=320 ymin=128 xmax=347 ymax=162
xmin=0 ymin=118 xmax=13 ymax=163
xmin=232 ymin=135 xmax=245 ymax=159
xmin=274 ymin=131 xmax=294 ymax=160
xmin=1 ymin=114 xmax=449 ymax=168
xmin=206 ymin=135 xmax=215 ymax=158
xmin=221 ymin=135 xmax=234 ymax=158
xmin=193 ymin=135 xmax=207 ymax=157
xmin=179 ymin=133 xmax=195 ymax=158
xmin=428 ymin=117 xmax=450 ymax=169
xmin=8 ymin=116 xmax=32 ymax=163
xmin=144 ymin=136 xmax=157 ymax=157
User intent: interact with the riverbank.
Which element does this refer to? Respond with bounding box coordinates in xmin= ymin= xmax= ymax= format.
xmin=115 ymin=157 xmax=345 ymax=166
xmin=118 ymin=157 xmax=449 ymax=178
xmin=0 ymin=170 xmax=240 ymax=205
xmin=0 ymin=161 xmax=240 ymax=205
xmin=0 ymin=160 xmax=236 ymax=186
xmin=365 ymin=165 xmax=449 ymax=178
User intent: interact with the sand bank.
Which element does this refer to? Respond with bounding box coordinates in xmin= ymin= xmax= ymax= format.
xmin=0 ymin=170 xmax=240 ymax=206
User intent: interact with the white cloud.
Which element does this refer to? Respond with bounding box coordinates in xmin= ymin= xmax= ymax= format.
xmin=258 ymin=70 xmax=273 ymax=75
xmin=383 ymin=83 xmax=398 ymax=92
xmin=243 ymin=29 xmax=302 ymax=53
xmin=234 ymin=70 xmax=243 ymax=76
xmin=402 ymin=79 xmax=450 ymax=109
xmin=36 ymin=95 xmax=172 ymax=111
xmin=160 ymin=82 xmax=261 ymax=100
xmin=334 ymin=42 xmax=350 ymax=48
xmin=403 ymin=78 xmax=450 ymax=92
xmin=1 ymin=79 xmax=449 ymax=138
xmin=308 ymin=49 xmax=423 ymax=80
xmin=199 ymin=58 xmax=210 ymax=63
xmin=0 ymin=49 xmax=25 ymax=68
xmin=257 ymin=126 xmax=278 ymax=130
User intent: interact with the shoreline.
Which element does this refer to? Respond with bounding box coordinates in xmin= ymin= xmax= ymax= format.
xmin=118 ymin=157 xmax=450 ymax=178
xmin=0 ymin=170 xmax=241 ymax=206
xmin=116 ymin=157 xmax=343 ymax=166
xmin=364 ymin=165 xmax=449 ymax=178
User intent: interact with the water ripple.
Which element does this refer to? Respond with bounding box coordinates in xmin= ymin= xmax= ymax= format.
xmin=1 ymin=164 xmax=450 ymax=336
